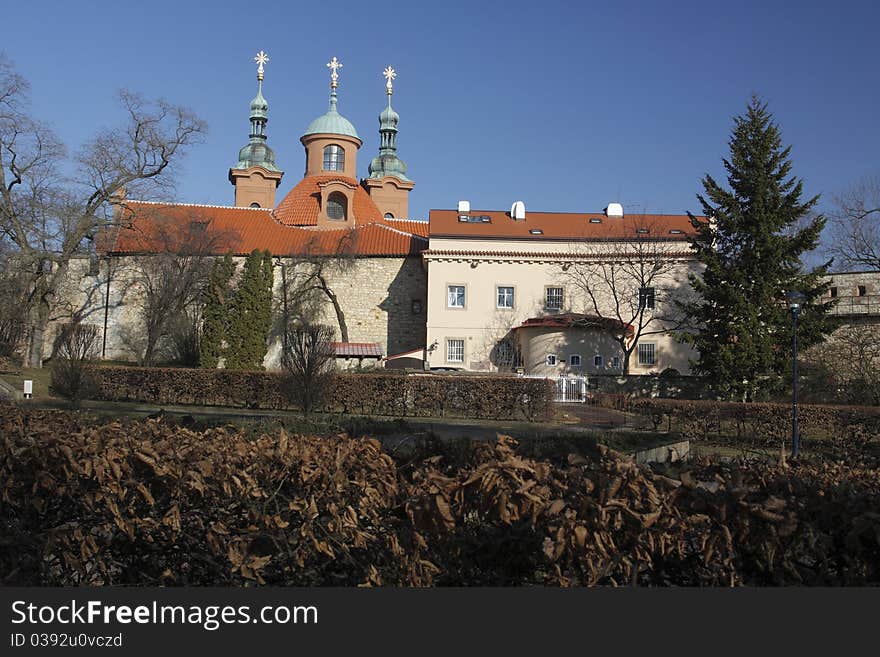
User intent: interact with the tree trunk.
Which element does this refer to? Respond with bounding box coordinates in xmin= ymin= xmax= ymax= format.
xmin=24 ymin=298 xmax=51 ymax=369
xmin=319 ymin=275 xmax=348 ymax=342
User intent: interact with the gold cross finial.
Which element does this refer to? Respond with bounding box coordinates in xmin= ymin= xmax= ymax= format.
xmin=254 ymin=51 xmax=269 ymax=81
xmin=383 ymin=66 xmax=397 ymax=95
xmin=327 ymin=57 xmax=343 ymax=89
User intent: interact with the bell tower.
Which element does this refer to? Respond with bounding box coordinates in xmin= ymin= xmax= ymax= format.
xmin=362 ymin=65 xmax=415 ymax=219
xmin=229 ymin=50 xmax=284 ymax=208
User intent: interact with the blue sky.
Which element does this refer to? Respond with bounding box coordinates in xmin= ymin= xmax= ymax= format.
xmin=4 ymin=0 xmax=878 ymax=234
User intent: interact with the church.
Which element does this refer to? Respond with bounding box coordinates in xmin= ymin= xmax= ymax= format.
xmin=54 ymin=52 xmax=703 ymax=375
xmin=91 ymin=54 xmax=429 ymax=368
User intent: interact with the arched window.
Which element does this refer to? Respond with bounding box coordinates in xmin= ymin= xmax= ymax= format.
xmin=326 ymin=192 xmax=347 ymax=221
xmin=249 ymin=202 xmax=261 ymax=208
xmin=323 ymin=144 xmax=345 ymax=171
xmin=384 ymin=212 xmax=395 ymax=219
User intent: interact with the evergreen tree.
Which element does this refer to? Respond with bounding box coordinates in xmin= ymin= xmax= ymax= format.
xmin=681 ymin=97 xmax=833 ymax=401
xmin=226 ymin=250 xmax=274 ymax=370
xmin=199 ymin=254 xmax=236 ymax=368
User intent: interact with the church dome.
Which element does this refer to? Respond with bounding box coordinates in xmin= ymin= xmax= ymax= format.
xmin=379 ymin=103 xmax=399 ymax=126
xmin=304 ymin=108 xmax=359 ymax=139
xmin=303 ymin=85 xmax=359 ymax=139
xmin=236 ymin=141 xmax=280 ymax=172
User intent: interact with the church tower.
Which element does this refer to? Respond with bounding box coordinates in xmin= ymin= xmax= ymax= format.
xmin=229 ymin=51 xmax=284 ymax=208
xmin=362 ymin=66 xmax=415 ymax=219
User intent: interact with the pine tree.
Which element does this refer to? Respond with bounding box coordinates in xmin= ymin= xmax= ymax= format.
xmin=681 ymin=97 xmax=833 ymax=401
xmin=226 ymin=250 xmax=274 ymax=370
xmin=199 ymin=254 xmax=236 ymax=368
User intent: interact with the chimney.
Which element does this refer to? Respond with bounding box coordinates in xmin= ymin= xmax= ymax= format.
xmin=604 ymin=202 xmax=624 ymax=218
xmin=510 ymin=200 xmax=526 ymax=221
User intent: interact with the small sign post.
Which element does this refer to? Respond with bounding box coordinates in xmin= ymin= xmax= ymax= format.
xmin=23 ymin=380 xmax=33 ymax=399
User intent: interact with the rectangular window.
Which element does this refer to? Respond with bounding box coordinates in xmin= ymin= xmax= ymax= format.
xmin=497 ymin=286 xmax=514 ymax=309
xmin=830 ymin=287 xmax=838 ymax=298
xmin=546 ymin=354 xmax=557 ymax=366
xmin=447 ymin=285 xmax=465 ymax=308
xmin=446 ymin=339 xmax=464 ymax=363
xmin=611 ymin=356 xmax=621 ymax=369
xmin=545 ymin=287 xmax=564 ymax=311
xmin=569 ymin=354 xmax=582 ymax=367
xmin=593 ymin=354 xmax=603 ymax=368
xmin=637 ymin=343 xmax=656 ymax=366
xmin=857 ymin=285 xmax=867 ymax=297
xmin=638 ymin=286 xmax=656 ymax=310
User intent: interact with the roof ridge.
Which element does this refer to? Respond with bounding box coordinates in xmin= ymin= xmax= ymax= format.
xmin=371 ymin=222 xmax=429 ymax=241
xmin=126 ymin=199 xmax=272 ymax=212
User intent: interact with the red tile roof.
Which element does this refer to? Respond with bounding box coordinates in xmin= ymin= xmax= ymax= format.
xmin=331 ymin=342 xmax=383 ymax=357
xmin=514 ymin=313 xmax=634 ymax=335
xmin=105 ymin=200 xmax=426 ymax=257
xmin=273 ymin=174 xmax=383 ymax=227
xmin=429 ymin=209 xmax=700 ymax=240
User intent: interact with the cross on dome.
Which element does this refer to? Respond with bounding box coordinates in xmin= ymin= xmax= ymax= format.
xmin=327 ymin=57 xmax=343 ymax=89
xmin=254 ymin=50 xmax=269 ymax=81
xmin=383 ymin=66 xmax=397 ymax=94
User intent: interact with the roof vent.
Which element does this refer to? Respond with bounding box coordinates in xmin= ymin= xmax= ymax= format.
xmin=511 ymin=200 xmax=526 ymax=221
xmin=604 ymin=202 xmax=624 ymax=218
xmin=457 ymin=200 xmax=470 ymax=214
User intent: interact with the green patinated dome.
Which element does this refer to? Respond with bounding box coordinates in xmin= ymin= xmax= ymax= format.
xmin=250 ymin=87 xmax=268 ymax=118
xmin=303 ymin=91 xmax=359 ymax=139
xmin=236 ymin=141 xmax=279 ymax=172
xmin=368 ymin=95 xmax=409 ymax=181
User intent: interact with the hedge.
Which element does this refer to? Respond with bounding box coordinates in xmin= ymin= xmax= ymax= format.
xmin=82 ymin=366 xmax=555 ymax=421
xmin=3 ymin=405 xmax=879 ymax=586
xmin=590 ymin=393 xmax=880 ymax=445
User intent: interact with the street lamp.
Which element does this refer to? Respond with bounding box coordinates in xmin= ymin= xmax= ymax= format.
xmin=786 ymin=290 xmax=807 ymax=458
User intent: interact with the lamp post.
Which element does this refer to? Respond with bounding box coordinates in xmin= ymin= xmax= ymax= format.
xmin=786 ymin=290 xmax=806 ymax=458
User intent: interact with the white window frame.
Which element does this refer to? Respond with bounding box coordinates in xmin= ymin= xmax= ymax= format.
xmin=546 ymin=354 xmax=558 ymax=366
xmin=545 ymin=286 xmax=564 ymax=311
xmin=611 ymin=356 xmax=621 ymax=369
xmin=446 ymin=338 xmax=465 ymax=364
xmin=593 ymin=354 xmax=603 ymax=368
xmin=447 ymin=284 xmax=466 ymax=309
xmin=496 ymin=285 xmax=515 ymax=309
xmin=637 ymin=343 xmax=656 ymax=366
xmin=638 ymin=286 xmax=656 ymax=310
xmin=569 ymin=354 xmax=582 ymax=367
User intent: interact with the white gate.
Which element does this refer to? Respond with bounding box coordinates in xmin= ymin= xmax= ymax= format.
xmin=521 ymin=374 xmax=589 ymax=403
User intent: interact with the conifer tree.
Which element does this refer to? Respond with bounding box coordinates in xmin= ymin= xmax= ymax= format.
xmin=681 ymin=97 xmax=833 ymax=401
xmin=199 ymin=254 xmax=236 ymax=368
xmin=226 ymin=250 xmax=274 ymax=370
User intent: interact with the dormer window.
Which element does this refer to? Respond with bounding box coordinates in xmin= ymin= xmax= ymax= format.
xmin=323 ymin=144 xmax=345 ymax=172
xmin=326 ymin=192 xmax=347 ymax=221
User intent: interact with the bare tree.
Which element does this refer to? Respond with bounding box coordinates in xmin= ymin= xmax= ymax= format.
xmin=803 ymin=323 xmax=880 ymax=405
xmin=276 ymin=229 xmax=358 ymax=342
xmin=829 ymin=176 xmax=880 ymax=270
xmin=0 ymin=54 xmax=206 ymax=367
xmin=562 ymin=217 xmax=692 ymax=373
xmin=0 ymin=251 xmax=31 ymax=358
xmin=120 ymin=209 xmax=232 ymax=366
xmin=50 ymin=321 xmax=99 ymax=403
xmin=281 ymin=323 xmax=336 ymax=415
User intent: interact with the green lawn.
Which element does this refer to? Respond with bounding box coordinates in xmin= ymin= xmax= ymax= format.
xmin=0 ymin=366 xmax=55 ymax=399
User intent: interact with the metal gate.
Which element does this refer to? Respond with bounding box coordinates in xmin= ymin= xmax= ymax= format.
xmin=521 ymin=374 xmax=589 ymax=403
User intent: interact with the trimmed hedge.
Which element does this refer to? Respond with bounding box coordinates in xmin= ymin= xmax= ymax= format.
xmin=591 ymin=393 xmax=880 ymax=446
xmin=83 ymin=366 xmax=555 ymax=421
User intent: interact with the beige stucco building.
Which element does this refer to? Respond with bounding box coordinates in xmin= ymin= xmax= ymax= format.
xmin=422 ymin=205 xmax=701 ymax=375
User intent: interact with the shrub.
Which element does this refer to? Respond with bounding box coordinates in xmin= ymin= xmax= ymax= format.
xmin=82 ymin=365 xmax=556 ymax=421
xmin=281 ymin=323 xmax=336 ymax=415
xmin=50 ymin=323 xmax=99 ymax=403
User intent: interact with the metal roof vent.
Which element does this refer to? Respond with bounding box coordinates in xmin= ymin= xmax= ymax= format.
xmin=511 ymin=200 xmax=526 ymax=221
xmin=604 ymin=202 xmax=624 ymax=218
